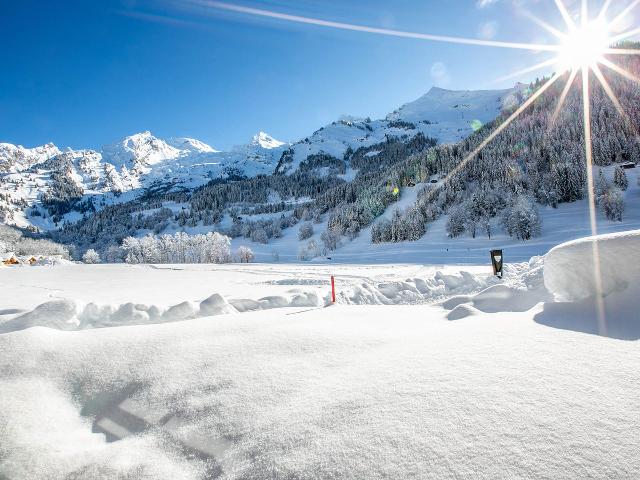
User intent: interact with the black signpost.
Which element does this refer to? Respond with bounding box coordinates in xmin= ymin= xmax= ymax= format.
xmin=490 ymin=249 xmax=504 ymax=279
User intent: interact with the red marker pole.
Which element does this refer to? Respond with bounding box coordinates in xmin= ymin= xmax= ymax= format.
xmin=331 ymin=275 xmax=336 ymax=304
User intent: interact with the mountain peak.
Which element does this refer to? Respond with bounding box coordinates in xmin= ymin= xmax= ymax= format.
xmin=251 ymin=132 xmax=284 ymax=149
xmin=167 ymin=137 xmax=217 ymax=154
xmin=102 ymin=131 xmax=181 ymax=169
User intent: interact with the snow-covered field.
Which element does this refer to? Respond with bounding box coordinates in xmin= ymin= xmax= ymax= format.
xmin=1 ymin=232 xmax=639 ymax=479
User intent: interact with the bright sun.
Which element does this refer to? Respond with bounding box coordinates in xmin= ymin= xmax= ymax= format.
xmin=557 ymin=19 xmax=611 ymax=70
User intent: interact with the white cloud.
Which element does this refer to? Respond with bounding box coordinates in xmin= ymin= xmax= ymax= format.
xmin=478 ymin=21 xmax=499 ymax=39
xmin=430 ymin=62 xmax=451 ymax=87
xmin=477 ymin=0 xmax=499 ymax=8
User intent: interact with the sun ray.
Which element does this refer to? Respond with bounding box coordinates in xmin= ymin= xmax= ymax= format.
xmin=422 ymin=74 xmax=562 ymax=203
xmin=603 ymin=48 xmax=640 ymax=56
xmin=581 ymin=69 xmax=597 ymax=238
xmin=580 ymin=67 xmax=607 ymax=336
xmin=581 ymin=0 xmax=588 ymax=27
xmin=493 ymin=58 xmax=560 ymax=84
xmin=609 ymin=26 xmax=640 ymax=44
xmin=549 ymin=69 xmax=578 ymax=127
xmin=520 ymin=10 xmax=566 ymax=39
xmin=598 ymin=0 xmax=614 ymax=20
xmin=554 ymin=0 xmax=577 ymax=30
xmin=610 ymin=0 xmax=640 ymax=29
xmin=599 ymin=56 xmax=640 ymax=84
xmin=591 ymin=63 xmax=633 ymax=124
xmin=187 ymin=0 xmax=562 ymax=52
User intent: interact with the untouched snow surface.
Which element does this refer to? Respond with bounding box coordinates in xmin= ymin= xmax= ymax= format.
xmin=1 ymin=232 xmax=639 ymax=479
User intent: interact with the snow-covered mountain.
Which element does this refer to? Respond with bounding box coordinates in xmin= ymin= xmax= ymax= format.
xmin=101 ymin=131 xmax=184 ymax=173
xmin=166 ymin=137 xmax=218 ymax=154
xmin=0 ymin=85 xmax=520 ymax=230
xmin=251 ymin=131 xmax=285 ymax=149
xmin=0 ymin=143 xmax=61 ymax=173
xmin=0 ymin=130 xmax=287 ymax=229
xmin=275 ymin=85 xmax=523 ymax=174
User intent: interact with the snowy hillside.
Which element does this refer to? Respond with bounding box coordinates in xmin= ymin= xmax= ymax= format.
xmin=275 ymin=85 xmax=520 ymax=174
xmin=223 ymin=164 xmax=640 ymax=264
xmin=389 ymin=85 xmax=523 ymax=141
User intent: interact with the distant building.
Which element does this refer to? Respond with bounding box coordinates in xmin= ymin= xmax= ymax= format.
xmin=1 ymin=253 xmax=19 ymax=266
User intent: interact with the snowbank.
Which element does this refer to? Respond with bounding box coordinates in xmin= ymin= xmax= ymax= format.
xmin=534 ymin=230 xmax=640 ymax=340
xmin=544 ymin=229 xmax=640 ymax=301
xmin=0 ymin=289 xmax=323 ymax=334
xmin=337 ymin=269 xmax=503 ymax=305
xmin=439 ymin=256 xmax=550 ymax=318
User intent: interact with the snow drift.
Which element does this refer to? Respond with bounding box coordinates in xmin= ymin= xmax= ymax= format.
xmin=0 ymin=289 xmax=322 ymax=334
xmin=544 ymin=229 xmax=640 ymax=301
xmin=536 ymin=230 xmax=640 ymax=340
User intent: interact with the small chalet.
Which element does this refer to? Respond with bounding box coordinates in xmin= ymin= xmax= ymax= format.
xmin=1 ymin=253 xmax=19 ymax=266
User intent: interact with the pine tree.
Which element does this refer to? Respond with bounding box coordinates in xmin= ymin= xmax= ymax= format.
xmin=601 ymin=187 xmax=624 ymax=221
xmin=613 ymin=166 xmax=629 ymax=190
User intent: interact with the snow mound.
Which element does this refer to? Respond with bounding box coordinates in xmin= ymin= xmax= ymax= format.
xmin=0 ymin=288 xmax=323 ymax=334
xmin=471 ymin=284 xmax=544 ymax=313
xmin=230 ymin=290 xmax=320 ymax=312
xmin=199 ymin=294 xmax=237 ymax=316
xmin=544 ymin=229 xmax=640 ymax=302
xmin=439 ymin=257 xmax=549 ymax=316
xmin=447 ymin=303 xmax=481 ymax=320
xmin=0 ymin=300 xmax=78 ymax=333
xmin=535 ymin=230 xmax=640 ymax=340
xmin=162 ymin=301 xmax=196 ymax=322
xmin=339 ymin=269 xmax=500 ymax=305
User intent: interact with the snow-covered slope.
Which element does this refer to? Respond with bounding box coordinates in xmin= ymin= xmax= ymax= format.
xmin=389 ymin=85 xmax=523 ymax=142
xmin=251 ymin=131 xmax=284 ymax=149
xmin=166 ymin=137 xmax=218 ymax=154
xmin=276 ymin=85 xmax=521 ymax=174
xmin=101 ymin=131 xmax=184 ymax=173
xmin=226 ymin=165 xmax=640 ymax=264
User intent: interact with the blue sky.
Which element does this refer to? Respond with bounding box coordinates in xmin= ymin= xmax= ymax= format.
xmin=0 ymin=0 xmax=634 ymax=150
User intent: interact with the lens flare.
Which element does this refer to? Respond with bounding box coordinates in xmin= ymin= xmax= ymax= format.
xmin=161 ymin=0 xmax=640 ymax=332
xmin=557 ymin=19 xmax=610 ymax=70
